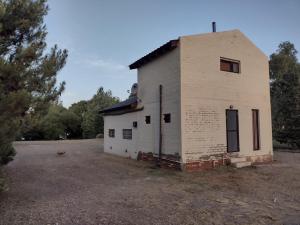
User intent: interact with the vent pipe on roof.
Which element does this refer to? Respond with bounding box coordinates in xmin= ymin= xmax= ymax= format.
xmin=212 ymin=22 xmax=216 ymax=32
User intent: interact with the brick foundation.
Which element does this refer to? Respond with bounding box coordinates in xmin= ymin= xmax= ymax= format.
xmin=183 ymin=158 xmax=230 ymax=172
xmin=137 ymin=151 xmax=273 ymax=172
xmin=137 ymin=151 xmax=155 ymax=161
xmin=137 ymin=151 xmax=181 ymax=170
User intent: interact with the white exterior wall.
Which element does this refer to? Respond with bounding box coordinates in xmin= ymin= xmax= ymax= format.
xmin=137 ymin=48 xmax=181 ymax=157
xmin=104 ymin=112 xmax=138 ymax=158
xmin=180 ymin=30 xmax=273 ymax=163
xmin=103 ymin=30 xmax=273 ymax=166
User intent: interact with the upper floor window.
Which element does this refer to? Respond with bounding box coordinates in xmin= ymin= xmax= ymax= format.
xmin=220 ymin=57 xmax=240 ymax=73
xmin=164 ymin=113 xmax=171 ymax=123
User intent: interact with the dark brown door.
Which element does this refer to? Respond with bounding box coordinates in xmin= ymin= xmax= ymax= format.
xmin=226 ymin=109 xmax=240 ymax=152
xmin=252 ymin=109 xmax=260 ymax=150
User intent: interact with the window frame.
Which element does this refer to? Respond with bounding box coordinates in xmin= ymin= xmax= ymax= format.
xmin=220 ymin=57 xmax=240 ymax=74
xmin=108 ymin=129 xmax=115 ymax=138
xmin=164 ymin=113 xmax=171 ymax=123
xmin=122 ymin=129 xmax=132 ymax=140
xmin=145 ymin=115 xmax=151 ymax=124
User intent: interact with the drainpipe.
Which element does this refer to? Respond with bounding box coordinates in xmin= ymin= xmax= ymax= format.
xmin=157 ymin=84 xmax=163 ymax=166
xmin=212 ymin=21 xmax=216 ymax=32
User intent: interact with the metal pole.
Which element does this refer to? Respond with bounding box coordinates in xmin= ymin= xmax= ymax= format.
xmin=158 ymin=84 xmax=162 ymax=166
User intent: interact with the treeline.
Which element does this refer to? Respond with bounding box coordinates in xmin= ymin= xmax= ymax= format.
xmin=19 ymin=87 xmax=119 ymax=140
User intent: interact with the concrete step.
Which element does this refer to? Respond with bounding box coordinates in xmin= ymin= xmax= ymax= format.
xmin=230 ymin=157 xmax=247 ymax=164
xmin=232 ymin=161 xmax=252 ymax=168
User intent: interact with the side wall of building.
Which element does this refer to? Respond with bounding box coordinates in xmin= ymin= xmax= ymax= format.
xmin=104 ymin=112 xmax=138 ymax=158
xmin=180 ymin=30 xmax=273 ymax=165
xmin=137 ymin=48 xmax=181 ymax=158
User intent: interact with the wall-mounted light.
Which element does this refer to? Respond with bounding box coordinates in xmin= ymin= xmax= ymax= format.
xmin=229 ymin=105 xmax=234 ymax=109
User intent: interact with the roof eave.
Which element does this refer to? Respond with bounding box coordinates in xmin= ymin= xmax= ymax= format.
xmin=99 ymin=96 xmax=138 ymax=114
xmin=129 ymin=39 xmax=179 ymax=70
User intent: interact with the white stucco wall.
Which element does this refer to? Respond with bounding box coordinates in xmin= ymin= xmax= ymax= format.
xmin=137 ymin=48 xmax=181 ymax=157
xmin=104 ymin=112 xmax=138 ymax=158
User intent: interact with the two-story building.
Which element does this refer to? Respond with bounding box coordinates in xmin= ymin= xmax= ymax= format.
xmin=101 ymin=28 xmax=273 ymax=171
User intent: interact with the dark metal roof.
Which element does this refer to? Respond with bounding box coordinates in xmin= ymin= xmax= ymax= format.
xmin=101 ymin=107 xmax=143 ymax=116
xmin=100 ymin=96 xmax=138 ymax=113
xmin=129 ymin=39 xmax=179 ymax=70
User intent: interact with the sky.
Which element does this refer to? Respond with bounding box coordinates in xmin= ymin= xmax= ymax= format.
xmin=45 ymin=0 xmax=300 ymax=107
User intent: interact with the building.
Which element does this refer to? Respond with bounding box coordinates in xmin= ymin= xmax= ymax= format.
xmin=101 ymin=28 xmax=273 ymax=171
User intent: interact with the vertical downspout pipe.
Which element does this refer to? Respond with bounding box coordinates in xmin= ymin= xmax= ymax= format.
xmin=212 ymin=21 xmax=216 ymax=32
xmin=158 ymin=84 xmax=163 ymax=166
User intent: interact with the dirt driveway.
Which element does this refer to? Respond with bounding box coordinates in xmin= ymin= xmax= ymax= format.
xmin=0 ymin=139 xmax=300 ymax=225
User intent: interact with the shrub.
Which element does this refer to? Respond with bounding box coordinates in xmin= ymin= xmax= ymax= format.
xmin=96 ymin=133 xmax=104 ymax=139
xmin=0 ymin=142 xmax=16 ymax=166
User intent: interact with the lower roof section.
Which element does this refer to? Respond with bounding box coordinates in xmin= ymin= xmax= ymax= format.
xmin=100 ymin=96 xmax=139 ymax=115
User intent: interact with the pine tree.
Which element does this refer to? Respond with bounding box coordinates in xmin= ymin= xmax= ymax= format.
xmin=0 ymin=0 xmax=68 ymax=165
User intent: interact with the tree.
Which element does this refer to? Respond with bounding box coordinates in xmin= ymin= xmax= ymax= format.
xmin=82 ymin=87 xmax=119 ymax=138
xmin=21 ymin=103 xmax=81 ymax=140
xmin=19 ymin=87 xmax=119 ymax=140
xmin=0 ymin=0 xmax=68 ymax=165
xmin=69 ymin=100 xmax=88 ymax=119
xmin=19 ymin=113 xmax=44 ymax=140
xmin=270 ymin=42 xmax=300 ymax=148
xmin=41 ymin=104 xmax=66 ymax=140
xmin=68 ymin=100 xmax=88 ymax=138
xmin=60 ymin=110 xmax=81 ymax=139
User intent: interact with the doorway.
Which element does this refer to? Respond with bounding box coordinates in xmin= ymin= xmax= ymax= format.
xmin=226 ymin=109 xmax=240 ymax=152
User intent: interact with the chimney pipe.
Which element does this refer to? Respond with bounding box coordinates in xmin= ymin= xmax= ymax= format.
xmin=212 ymin=22 xmax=216 ymax=32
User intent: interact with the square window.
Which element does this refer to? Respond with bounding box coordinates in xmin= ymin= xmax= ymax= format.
xmin=108 ymin=129 xmax=115 ymax=138
xmin=145 ymin=116 xmax=151 ymax=124
xmin=133 ymin=121 xmax=138 ymax=128
xmin=123 ymin=129 xmax=132 ymax=139
xmin=164 ymin=113 xmax=171 ymax=123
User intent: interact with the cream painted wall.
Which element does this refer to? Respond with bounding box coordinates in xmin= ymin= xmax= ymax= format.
xmin=103 ymin=30 xmax=273 ymax=165
xmin=104 ymin=112 xmax=138 ymax=158
xmin=137 ymin=48 xmax=181 ymax=157
xmin=180 ymin=30 xmax=273 ymax=163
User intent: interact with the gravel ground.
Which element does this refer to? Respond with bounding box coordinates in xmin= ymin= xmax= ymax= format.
xmin=0 ymin=139 xmax=300 ymax=225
